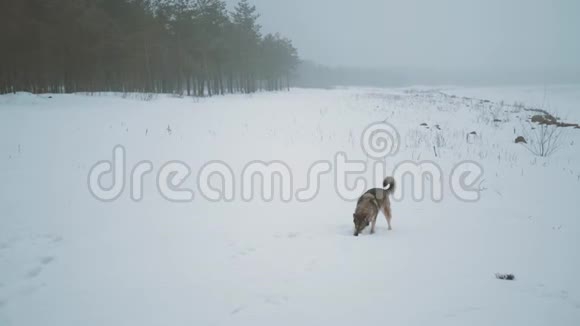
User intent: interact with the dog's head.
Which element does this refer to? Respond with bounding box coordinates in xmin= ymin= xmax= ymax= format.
xmin=353 ymin=213 xmax=369 ymax=236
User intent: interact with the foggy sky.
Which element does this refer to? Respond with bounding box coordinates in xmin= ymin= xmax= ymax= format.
xmin=225 ymin=0 xmax=580 ymax=71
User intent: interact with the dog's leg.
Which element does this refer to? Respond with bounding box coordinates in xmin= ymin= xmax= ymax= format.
xmin=383 ymin=206 xmax=392 ymax=230
xmin=370 ymin=214 xmax=378 ymax=234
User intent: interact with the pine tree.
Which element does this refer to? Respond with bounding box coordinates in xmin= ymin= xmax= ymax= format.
xmin=231 ymin=0 xmax=261 ymax=93
xmin=0 ymin=0 xmax=300 ymax=96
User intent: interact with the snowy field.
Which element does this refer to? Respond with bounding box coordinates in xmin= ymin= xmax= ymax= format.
xmin=1 ymin=86 xmax=580 ymax=325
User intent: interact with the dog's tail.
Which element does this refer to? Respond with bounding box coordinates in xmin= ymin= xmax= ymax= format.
xmin=383 ymin=176 xmax=395 ymax=195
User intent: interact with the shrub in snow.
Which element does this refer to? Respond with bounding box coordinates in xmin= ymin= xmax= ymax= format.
xmin=521 ymin=122 xmax=564 ymax=157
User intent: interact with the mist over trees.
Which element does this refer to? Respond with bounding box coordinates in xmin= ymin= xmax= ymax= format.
xmin=0 ymin=0 xmax=299 ymax=95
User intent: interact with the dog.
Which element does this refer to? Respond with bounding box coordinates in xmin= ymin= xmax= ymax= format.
xmin=353 ymin=177 xmax=395 ymax=236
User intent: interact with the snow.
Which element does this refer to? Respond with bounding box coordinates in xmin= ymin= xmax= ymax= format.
xmin=1 ymin=86 xmax=579 ymax=325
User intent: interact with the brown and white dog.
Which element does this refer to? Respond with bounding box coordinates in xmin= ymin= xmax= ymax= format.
xmin=353 ymin=177 xmax=396 ymax=236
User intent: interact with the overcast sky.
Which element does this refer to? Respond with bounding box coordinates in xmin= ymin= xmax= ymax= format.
xmin=225 ymin=0 xmax=579 ymax=71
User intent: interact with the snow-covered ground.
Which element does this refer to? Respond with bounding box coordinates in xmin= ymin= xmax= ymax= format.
xmin=1 ymin=86 xmax=579 ymax=325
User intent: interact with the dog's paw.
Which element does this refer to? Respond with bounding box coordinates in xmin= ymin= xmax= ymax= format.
xmin=370 ymin=230 xmax=375 ymax=234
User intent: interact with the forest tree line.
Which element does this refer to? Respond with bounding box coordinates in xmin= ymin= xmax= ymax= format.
xmin=0 ymin=0 xmax=299 ymax=95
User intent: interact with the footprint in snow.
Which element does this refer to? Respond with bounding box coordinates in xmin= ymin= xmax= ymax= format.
xmin=240 ymin=248 xmax=256 ymax=256
xmin=25 ymin=267 xmax=43 ymax=279
xmin=274 ymin=232 xmax=300 ymax=239
xmin=263 ymin=295 xmax=288 ymax=305
xmin=230 ymin=306 xmax=245 ymax=315
xmin=533 ymin=284 xmax=580 ymax=309
xmin=232 ymin=248 xmax=256 ymax=259
xmin=33 ymin=234 xmax=62 ymax=244
xmin=305 ymin=259 xmax=318 ymax=272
